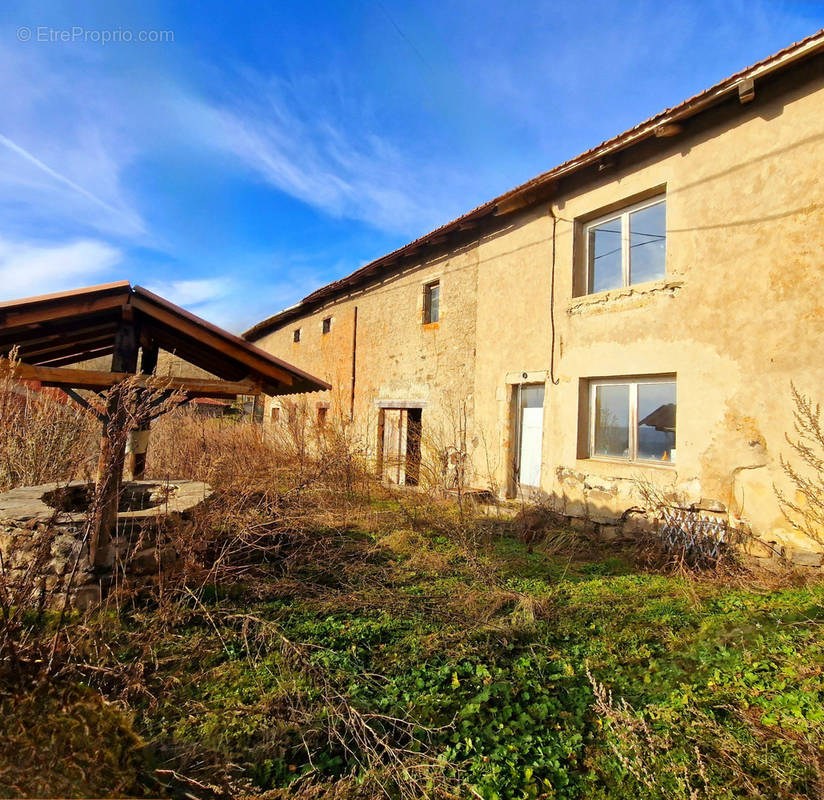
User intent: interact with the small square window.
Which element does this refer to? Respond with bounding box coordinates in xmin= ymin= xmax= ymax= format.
xmin=584 ymin=196 xmax=666 ymax=294
xmin=322 ymin=317 xmax=332 ymax=335
xmin=423 ymin=281 xmax=440 ymax=324
xmin=317 ymin=406 xmax=328 ymax=427
xmin=270 ymin=407 xmax=280 ymax=423
xmin=589 ymin=377 xmax=676 ymax=463
xmin=293 ymin=328 xmax=301 ymax=343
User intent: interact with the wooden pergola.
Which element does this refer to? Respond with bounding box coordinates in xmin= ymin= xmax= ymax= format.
xmin=0 ymin=281 xmax=329 ymax=565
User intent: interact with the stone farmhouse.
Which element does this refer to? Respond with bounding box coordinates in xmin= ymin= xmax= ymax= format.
xmin=244 ymin=31 xmax=824 ymax=560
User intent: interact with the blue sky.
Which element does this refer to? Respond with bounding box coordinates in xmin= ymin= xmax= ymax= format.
xmin=0 ymin=1 xmax=821 ymax=331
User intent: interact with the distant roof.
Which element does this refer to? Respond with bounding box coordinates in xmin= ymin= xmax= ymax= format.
xmin=639 ymin=403 xmax=676 ymax=433
xmin=0 ymin=281 xmax=329 ymax=396
xmin=244 ymin=28 xmax=824 ymax=341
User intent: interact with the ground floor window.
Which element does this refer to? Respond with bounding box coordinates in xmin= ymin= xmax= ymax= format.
xmin=589 ymin=377 xmax=676 ymax=463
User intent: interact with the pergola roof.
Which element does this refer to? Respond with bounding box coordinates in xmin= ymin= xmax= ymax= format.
xmin=0 ymin=281 xmax=329 ymax=396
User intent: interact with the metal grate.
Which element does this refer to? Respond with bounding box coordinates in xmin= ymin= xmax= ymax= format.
xmin=659 ymin=508 xmax=729 ymax=565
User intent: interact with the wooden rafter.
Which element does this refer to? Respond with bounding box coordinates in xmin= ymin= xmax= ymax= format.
xmin=1 ymin=362 xmax=261 ymax=398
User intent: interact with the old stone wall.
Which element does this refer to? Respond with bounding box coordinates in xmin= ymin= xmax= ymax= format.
xmin=255 ymin=245 xmax=480 ymax=481
xmin=0 ymin=480 xmax=211 ymax=608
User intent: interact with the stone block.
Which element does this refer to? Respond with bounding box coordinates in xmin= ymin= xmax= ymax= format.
xmin=158 ymin=547 xmax=179 ymax=570
xmin=569 ymin=517 xmax=596 ymax=534
xmin=622 ymin=514 xmax=654 ymax=535
xmin=742 ymin=538 xmax=778 ymax=560
xmin=73 ymin=583 xmax=101 ymax=611
xmin=786 ymin=548 xmax=822 ymax=568
xmin=697 ymin=498 xmax=727 ymax=513
xmin=597 ymin=524 xmax=621 ymax=541
xmin=132 ymin=547 xmax=159 ymax=574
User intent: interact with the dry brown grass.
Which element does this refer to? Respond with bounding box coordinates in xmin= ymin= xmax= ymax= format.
xmin=0 ymin=352 xmax=98 ymax=492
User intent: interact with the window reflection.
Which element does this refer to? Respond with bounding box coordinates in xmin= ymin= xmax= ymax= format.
xmin=629 ymin=202 xmax=666 ymax=284
xmin=593 ymin=383 xmax=630 ymax=458
xmin=637 ymin=382 xmax=676 ymax=461
xmin=589 ymin=217 xmax=623 ymax=293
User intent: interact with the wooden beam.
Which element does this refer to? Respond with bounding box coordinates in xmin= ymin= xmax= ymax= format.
xmin=58 ymin=388 xmax=106 ymax=422
xmin=37 ymin=346 xmax=114 ymax=369
xmin=654 ymin=122 xmax=684 ymax=137
xmin=1 ymin=362 xmax=260 ymax=398
xmin=494 ymin=183 xmax=555 ymax=216
xmin=126 ymin=342 xmax=161 ymax=481
xmin=23 ymin=333 xmax=115 ymax=362
xmin=129 ymin=295 xmax=294 ymax=387
xmin=0 ymin=320 xmax=117 ymax=351
xmin=0 ymin=293 xmax=127 ymax=331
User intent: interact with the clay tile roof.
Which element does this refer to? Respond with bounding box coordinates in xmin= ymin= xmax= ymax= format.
xmin=243 ymin=28 xmax=824 ymax=341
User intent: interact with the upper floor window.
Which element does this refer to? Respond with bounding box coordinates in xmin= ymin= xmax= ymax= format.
xmin=322 ymin=317 xmax=332 ymax=335
xmin=423 ymin=280 xmax=440 ymax=324
xmin=293 ymin=328 xmax=301 ymax=343
xmin=589 ymin=376 xmax=676 ymax=463
xmin=585 ymin=196 xmax=666 ymax=294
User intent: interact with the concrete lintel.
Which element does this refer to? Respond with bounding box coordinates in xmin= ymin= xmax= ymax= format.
xmin=505 ymin=370 xmax=548 ymax=385
xmin=374 ymin=399 xmax=428 ymax=409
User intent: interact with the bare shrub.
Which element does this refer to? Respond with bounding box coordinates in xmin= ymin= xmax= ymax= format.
xmin=0 ymin=351 xmax=98 ymax=491
xmin=143 ymin=403 xmax=378 ymax=593
xmin=0 ymin=376 xmax=185 ymax=684
xmin=588 ymin=666 xmax=713 ymax=799
xmin=146 ymin=406 xmax=279 ymax=492
xmin=776 ymin=383 xmax=824 ymax=547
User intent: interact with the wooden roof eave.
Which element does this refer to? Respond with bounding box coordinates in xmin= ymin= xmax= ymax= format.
xmin=0 ymin=281 xmax=329 ymax=398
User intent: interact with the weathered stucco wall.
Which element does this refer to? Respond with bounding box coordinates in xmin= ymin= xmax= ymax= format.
xmin=252 ymin=63 xmax=824 ymax=557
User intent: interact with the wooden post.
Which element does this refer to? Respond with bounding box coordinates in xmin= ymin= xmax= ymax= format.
xmin=125 ymin=343 xmax=158 ymax=481
xmin=90 ymin=320 xmax=138 ymax=570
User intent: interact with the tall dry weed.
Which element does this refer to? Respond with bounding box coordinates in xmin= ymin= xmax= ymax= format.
xmin=0 ymin=352 xmax=98 ymax=491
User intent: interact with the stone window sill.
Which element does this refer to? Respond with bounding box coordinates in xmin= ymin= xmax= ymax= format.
xmin=567 ymin=279 xmax=683 ymax=315
xmin=577 ymin=457 xmax=677 ymax=472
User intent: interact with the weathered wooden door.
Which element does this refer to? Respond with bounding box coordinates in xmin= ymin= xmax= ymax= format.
xmin=382 ymin=409 xmax=405 ymax=484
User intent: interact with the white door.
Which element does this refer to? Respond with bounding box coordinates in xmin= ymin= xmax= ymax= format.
xmin=518 ymin=384 xmax=544 ymax=487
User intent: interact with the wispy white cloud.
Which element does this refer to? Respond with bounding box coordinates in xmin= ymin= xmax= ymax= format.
xmin=144 ymin=277 xmax=234 ymax=309
xmin=175 ymin=74 xmax=470 ymax=238
xmin=146 ymin=264 xmax=331 ymax=333
xmin=0 ymin=43 xmax=146 ymax=240
xmin=0 ymin=237 xmax=122 ymax=300
xmin=0 ymin=133 xmax=144 ymax=233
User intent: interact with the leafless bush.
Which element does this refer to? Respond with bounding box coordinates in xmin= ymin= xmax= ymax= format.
xmin=146 ymin=406 xmax=279 ymax=492
xmin=142 ymin=403 xmax=378 ymax=594
xmin=0 ymin=350 xmax=98 ymax=491
xmin=777 ymin=383 xmax=824 ymax=547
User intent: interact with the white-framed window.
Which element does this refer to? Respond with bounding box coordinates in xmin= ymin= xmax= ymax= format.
xmin=293 ymin=328 xmax=301 ymax=343
xmin=423 ymin=280 xmax=440 ymax=324
xmin=589 ymin=376 xmax=676 ymax=464
xmin=322 ymin=317 xmax=332 ymax=335
xmin=585 ymin=195 xmax=666 ymax=294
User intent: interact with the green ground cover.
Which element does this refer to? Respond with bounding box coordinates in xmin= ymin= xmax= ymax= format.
xmin=2 ymin=523 xmax=823 ymax=799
